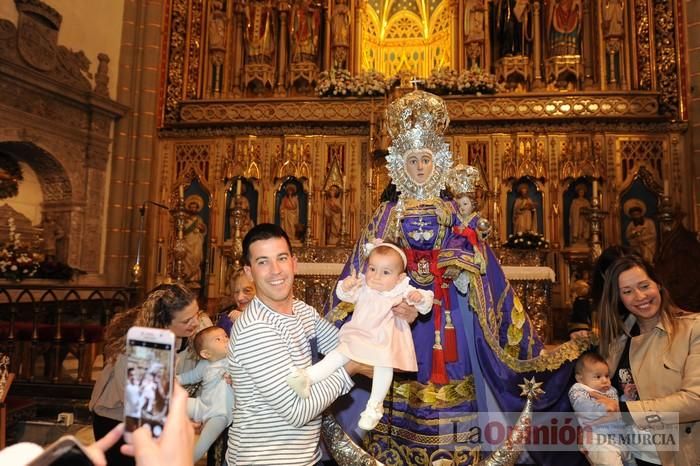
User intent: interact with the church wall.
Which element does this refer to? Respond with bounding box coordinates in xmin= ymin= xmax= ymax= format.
xmin=687 ymin=0 xmax=700 ymax=227
xmin=0 ymin=0 xmax=125 ymax=98
xmin=0 ymin=0 xmax=128 ymax=278
xmin=103 ymin=0 xmax=165 ymax=285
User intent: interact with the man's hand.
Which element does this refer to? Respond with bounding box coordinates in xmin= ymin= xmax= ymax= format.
xmin=442 ymin=265 xmax=461 ymax=281
xmin=392 ymin=300 xmax=418 ymax=324
xmin=344 ymin=360 xmax=374 ymax=378
xmin=121 ymin=383 xmax=195 ymax=466
xmin=228 ymin=309 xmax=243 ymax=322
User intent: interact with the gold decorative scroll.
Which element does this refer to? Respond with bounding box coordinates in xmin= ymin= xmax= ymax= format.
xmin=178 ymin=93 xmax=660 ymax=124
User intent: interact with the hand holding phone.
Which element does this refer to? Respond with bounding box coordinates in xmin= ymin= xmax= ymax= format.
xmin=120 ymin=384 xmax=195 ymax=466
xmin=124 ymin=327 xmax=176 ymax=443
xmin=27 ymin=423 xmax=124 ymax=466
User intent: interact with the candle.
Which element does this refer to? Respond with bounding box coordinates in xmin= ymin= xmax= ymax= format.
xmin=592 ymin=179 xmax=598 ymax=199
xmin=236 ymin=178 xmax=242 ymax=196
xmin=663 ymin=180 xmax=669 ymax=196
xmin=179 ymin=184 xmax=185 ymax=199
xmin=494 ymin=176 xmax=500 ymax=190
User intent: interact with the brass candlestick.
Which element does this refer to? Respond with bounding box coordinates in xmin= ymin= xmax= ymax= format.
xmin=230 ymin=192 xmax=244 ymax=270
xmin=171 ymin=190 xmax=188 ymax=282
xmin=657 ymin=193 xmax=675 ymax=240
xmin=586 ymin=194 xmax=608 ymax=261
xmin=490 ymin=179 xmax=501 ymax=248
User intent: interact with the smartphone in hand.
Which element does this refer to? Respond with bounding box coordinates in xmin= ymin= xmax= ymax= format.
xmin=27 ymin=435 xmax=93 ymax=466
xmin=124 ymin=326 xmax=176 ymax=443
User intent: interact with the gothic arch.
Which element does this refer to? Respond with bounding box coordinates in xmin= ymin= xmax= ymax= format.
xmin=0 ymin=140 xmax=73 ymax=204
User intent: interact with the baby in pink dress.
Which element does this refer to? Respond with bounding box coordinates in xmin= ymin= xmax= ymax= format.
xmin=287 ymin=241 xmax=433 ymax=430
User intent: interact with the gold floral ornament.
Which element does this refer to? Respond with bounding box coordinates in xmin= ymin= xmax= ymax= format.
xmin=385 ymin=90 xmax=453 ymax=206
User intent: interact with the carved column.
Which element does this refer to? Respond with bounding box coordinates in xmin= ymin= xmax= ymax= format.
xmin=532 ymin=1 xmax=543 ymax=89
xmin=231 ymin=1 xmax=246 ymax=96
xmin=106 ymin=0 xmax=165 ymax=284
xmin=352 ymin=0 xmax=364 ymax=73
xmin=277 ymin=1 xmax=291 ymax=94
xmin=323 ymin=1 xmax=331 ymax=71
xmin=582 ymin=0 xmax=594 ymax=87
xmin=452 ymin=0 xmax=462 ymax=71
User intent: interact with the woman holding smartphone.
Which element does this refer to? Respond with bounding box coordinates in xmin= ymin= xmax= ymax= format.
xmin=89 ymin=283 xmax=200 ymax=466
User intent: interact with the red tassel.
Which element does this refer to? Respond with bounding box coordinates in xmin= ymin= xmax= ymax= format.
xmin=444 ymin=316 xmax=458 ymax=363
xmin=442 ymin=284 xmax=457 ymax=362
xmin=431 ymin=347 xmax=449 ymax=385
xmin=430 ymin=330 xmax=449 ymax=385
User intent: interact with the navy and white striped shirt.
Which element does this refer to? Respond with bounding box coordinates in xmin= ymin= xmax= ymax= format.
xmin=226 ymin=297 xmax=354 ymax=466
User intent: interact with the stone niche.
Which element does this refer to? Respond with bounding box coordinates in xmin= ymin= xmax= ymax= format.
xmin=0 ymin=0 xmax=127 ymax=276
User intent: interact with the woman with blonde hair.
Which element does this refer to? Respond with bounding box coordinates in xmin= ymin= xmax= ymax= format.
xmin=89 ymin=283 xmax=200 ymax=466
xmin=595 ymin=254 xmax=700 ymax=466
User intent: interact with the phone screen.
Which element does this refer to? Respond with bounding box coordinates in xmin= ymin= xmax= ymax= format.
xmin=124 ymin=337 xmax=174 ymax=439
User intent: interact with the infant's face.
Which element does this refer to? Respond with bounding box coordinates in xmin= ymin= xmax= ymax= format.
xmin=577 ymin=360 xmax=611 ymax=392
xmin=457 ymin=195 xmax=474 ymax=216
xmin=365 ymin=251 xmax=404 ymax=292
xmin=204 ymin=328 xmax=230 ymax=361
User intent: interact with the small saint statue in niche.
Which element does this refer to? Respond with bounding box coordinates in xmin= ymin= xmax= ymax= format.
xmin=183 ymin=195 xmax=207 ymax=286
xmin=512 ymin=182 xmax=538 ymax=234
xmin=569 ymin=183 xmax=591 ymax=246
xmin=41 ymin=214 xmax=65 ymax=262
xmin=280 ymin=184 xmax=301 ymax=244
xmin=290 ymin=0 xmax=321 ymax=63
xmin=228 ymin=181 xmax=255 ymax=240
xmin=547 ymin=0 xmax=583 ymax=56
xmin=624 ymin=199 xmax=657 ymax=264
xmin=494 ymin=0 xmax=532 ymax=57
xmin=324 ymin=185 xmax=342 ymax=246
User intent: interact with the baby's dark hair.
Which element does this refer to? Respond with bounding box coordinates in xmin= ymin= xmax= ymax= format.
xmin=193 ymin=326 xmax=224 ymax=358
xmin=575 ymin=350 xmax=608 ymax=375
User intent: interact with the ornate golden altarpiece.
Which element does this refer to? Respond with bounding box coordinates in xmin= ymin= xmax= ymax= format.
xmin=153 ymin=0 xmax=691 ymax=325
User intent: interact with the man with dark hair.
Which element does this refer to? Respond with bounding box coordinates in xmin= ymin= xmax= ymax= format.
xmin=241 ymin=222 xmax=292 ymax=266
xmin=227 ymin=223 xmax=362 ymax=465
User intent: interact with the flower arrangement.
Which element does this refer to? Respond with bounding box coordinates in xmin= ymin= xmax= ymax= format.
xmin=316 ymin=69 xmax=354 ymax=97
xmin=315 ymin=69 xmax=397 ymax=97
xmin=421 ymin=68 xmax=500 ymax=95
xmin=0 ymin=217 xmax=40 ymax=281
xmin=503 ymin=231 xmax=549 ymax=250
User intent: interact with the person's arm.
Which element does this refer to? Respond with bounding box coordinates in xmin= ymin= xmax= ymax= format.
xmin=335 ymin=275 xmax=362 ymax=304
xmin=570 ymin=388 xmax=607 ymax=415
xmin=112 ymin=355 xmax=128 ymax=406
xmin=625 ymin=318 xmax=700 ymax=427
xmin=233 ymin=321 xmax=353 ymax=428
xmin=315 ymin=308 xmax=341 ymax=356
xmin=121 ymin=384 xmax=195 ymax=466
xmin=176 ymin=359 xmax=206 ymax=385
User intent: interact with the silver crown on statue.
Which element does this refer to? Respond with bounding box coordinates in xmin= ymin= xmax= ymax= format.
xmin=448 ymin=164 xmax=481 ymax=196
